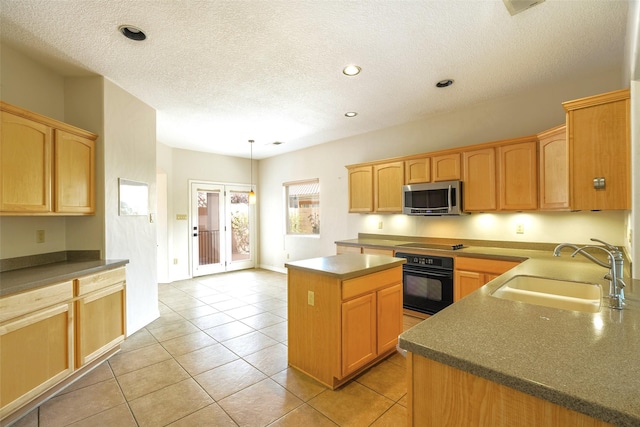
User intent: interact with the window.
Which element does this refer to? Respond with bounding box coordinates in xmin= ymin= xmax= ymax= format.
xmin=285 ymin=179 xmax=320 ymax=235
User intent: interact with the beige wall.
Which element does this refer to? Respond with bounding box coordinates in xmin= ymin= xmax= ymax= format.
xmin=157 ymin=145 xmax=255 ymax=281
xmin=258 ymin=68 xmax=629 ymax=272
xmin=0 ymin=46 xmax=159 ymax=335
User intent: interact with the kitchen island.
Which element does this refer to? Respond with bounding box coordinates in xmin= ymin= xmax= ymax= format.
xmin=399 ymin=258 xmax=640 ymax=426
xmin=285 ymin=253 xmax=406 ymax=389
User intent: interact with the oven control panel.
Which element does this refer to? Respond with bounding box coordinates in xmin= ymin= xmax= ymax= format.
xmin=395 ymin=252 xmax=454 ymax=270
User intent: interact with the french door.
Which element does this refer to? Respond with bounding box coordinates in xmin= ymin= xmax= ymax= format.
xmin=190 ymin=182 xmax=255 ymax=277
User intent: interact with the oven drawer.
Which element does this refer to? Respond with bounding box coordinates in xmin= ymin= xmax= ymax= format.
xmin=342 ymin=266 xmax=402 ymax=300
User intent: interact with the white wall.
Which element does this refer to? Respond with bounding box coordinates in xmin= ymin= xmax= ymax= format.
xmin=259 ymin=68 xmax=629 ymax=272
xmin=156 ymin=144 xmax=256 ymax=281
xmin=103 ymin=79 xmax=158 ymax=334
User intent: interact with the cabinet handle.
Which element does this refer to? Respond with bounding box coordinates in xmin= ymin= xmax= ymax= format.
xmin=593 ymin=177 xmax=606 ymax=190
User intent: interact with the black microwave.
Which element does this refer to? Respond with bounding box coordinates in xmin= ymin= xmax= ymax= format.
xmin=402 ymin=181 xmax=465 ymax=216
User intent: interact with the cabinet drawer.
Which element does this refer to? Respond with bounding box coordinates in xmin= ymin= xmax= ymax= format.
xmin=0 ymin=281 xmax=73 ymax=323
xmin=455 ymin=257 xmax=520 ymax=275
xmin=76 ymin=267 xmax=126 ymax=296
xmin=342 ymin=267 xmax=402 ymax=300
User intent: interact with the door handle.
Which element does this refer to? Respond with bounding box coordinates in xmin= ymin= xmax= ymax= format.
xmin=193 ymin=233 xmax=198 ymax=237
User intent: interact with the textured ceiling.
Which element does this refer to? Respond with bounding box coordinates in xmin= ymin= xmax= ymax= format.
xmin=0 ymin=0 xmax=631 ymax=159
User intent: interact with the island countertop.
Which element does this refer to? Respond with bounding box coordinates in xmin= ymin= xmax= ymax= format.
xmin=398 ymin=258 xmax=640 ymax=426
xmin=285 ymin=253 xmax=406 ymax=280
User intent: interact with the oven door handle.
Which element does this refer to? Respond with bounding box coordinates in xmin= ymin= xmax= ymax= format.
xmin=403 ymin=267 xmax=453 ymax=278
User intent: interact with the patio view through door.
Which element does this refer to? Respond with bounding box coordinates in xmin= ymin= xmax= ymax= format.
xmin=190 ymin=182 xmax=255 ymax=277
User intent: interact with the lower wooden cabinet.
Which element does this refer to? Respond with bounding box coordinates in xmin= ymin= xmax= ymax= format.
xmin=75 ymin=268 xmax=126 ymax=368
xmin=288 ymin=265 xmax=403 ymax=389
xmin=454 ymin=257 xmax=520 ymax=301
xmin=407 ymin=353 xmax=613 ymax=426
xmin=0 ymin=267 xmax=126 ymax=423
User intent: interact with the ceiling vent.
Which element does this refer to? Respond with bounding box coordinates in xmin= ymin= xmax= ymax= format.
xmin=502 ymin=0 xmax=545 ymax=16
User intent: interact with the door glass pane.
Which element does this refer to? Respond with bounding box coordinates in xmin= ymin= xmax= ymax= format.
xmin=230 ymin=191 xmax=250 ymax=262
xmin=198 ymin=191 xmax=220 ymax=266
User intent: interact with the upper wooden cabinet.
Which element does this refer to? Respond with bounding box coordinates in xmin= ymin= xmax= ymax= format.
xmin=373 ymin=161 xmax=404 ymax=213
xmin=405 ymin=157 xmax=431 ymax=184
xmin=0 ymin=102 xmax=97 ymax=216
xmin=463 ymin=148 xmax=496 ymax=212
xmin=432 ymin=152 xmax=461 ymax=181
xmin=498 ymin=139 xmax=537 ymax=211
xmin=538 ymin=125 xmax=569 ymax=211
xmin=347 ymin=165 xmax=373 ymax=213
xmin=563 ymin=89 xmax=630 ymax=210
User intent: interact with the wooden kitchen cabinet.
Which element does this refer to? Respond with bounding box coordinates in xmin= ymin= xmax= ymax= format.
xmin=454 ymin=257 xmax=520 ymax=301
xmin=373 ymin=161 xmax=404 ymax=212
xmin=0 ymin=102 xmax=97 ymax=216
xmin=538 ymin=125 xmax=569 ymax=210
xmin=347 ymin=165 xmax=373 ymax=213
xmin=463 ymin=147 xmax=496 ymax=212
xmin=0 ymin=266 xmax=126 ymax=424
xmin=287 ymin=260 xmax=403 ymax=389
xmin=498 ymin=139 xmax=538 ymax=211
xmin=75 ymin=267 xmax=126 ymax=368
xmin=408 ymin=354 xmax=613 ymax=427
xmin=0 ymin=281 xmax=74 ymax=420
xmin=55 ymin=130 xmax=95 ymax=214
xmin=405 ymin=157 xmax=431 ymax=184
xmin=0 ymin=110 xmax=52 ymax=213
xmin=432 ymin=152 xmax=461 ymax=181
xmin=336 ymin=244 xmax=362 ymax=254
xmin=563 ymin=89 xmax=630 ymax=210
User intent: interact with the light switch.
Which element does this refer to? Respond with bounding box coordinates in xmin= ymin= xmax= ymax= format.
xmin=307 ymin=290 xmax=315 ymax=306
xmin=36 ymin=230 xmax=45 ymax=243
xmin=176 ymin=214 xmax=188 ymax=220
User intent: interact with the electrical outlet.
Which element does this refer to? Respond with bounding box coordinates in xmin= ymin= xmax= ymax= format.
xmin=629 ymin=229 xmax=633 ymax=245
xmin=286 ymin=253 xmax=290 ymax=260
xmin=36 ymin=229 xmax=45 ymax=243
xmin=307 ymin=290 xmax=315 ymax=306
xmin=516 ymin=224 xmax=524 ymax=234
xmin=378 ymin=221 xmax=383 ymax=229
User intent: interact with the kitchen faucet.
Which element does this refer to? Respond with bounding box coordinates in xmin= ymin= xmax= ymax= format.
xmin=553 ymin=238 xmax=626 ymax=309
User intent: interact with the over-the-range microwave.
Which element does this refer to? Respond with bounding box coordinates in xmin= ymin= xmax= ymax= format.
xmin=402 ymin=180 xmax=465 ymax=216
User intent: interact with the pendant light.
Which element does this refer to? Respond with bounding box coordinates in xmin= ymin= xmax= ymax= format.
xmin=248 ymin=140 xmax=256 ymax=204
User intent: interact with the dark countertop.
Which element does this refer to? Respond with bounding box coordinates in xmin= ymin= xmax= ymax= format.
xmin=336 ymin=236 xmax=640 ymax=426
xmin=0 ymin=259 xmax=129 ymax=297
xmin=285 ymin=253 xmax=406 ymax=280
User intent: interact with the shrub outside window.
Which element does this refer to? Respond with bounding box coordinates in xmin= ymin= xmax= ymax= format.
xmin=285 ymin=179 xmax=320 ymax=235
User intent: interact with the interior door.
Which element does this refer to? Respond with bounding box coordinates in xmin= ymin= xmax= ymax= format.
xmin=190 ymin=182 xmax=255 ymax=277
xmin=225 ymin=186 xmax=255 ymax=272
xmin=191 ymin=183 xmax=225 ymax=276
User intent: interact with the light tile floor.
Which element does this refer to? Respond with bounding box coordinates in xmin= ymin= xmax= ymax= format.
xmin=11 ymin=269 xmax=424 ymax=427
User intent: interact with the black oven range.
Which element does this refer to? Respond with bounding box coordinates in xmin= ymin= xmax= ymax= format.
xmin=394 ymin=252 xmax=454 ymax=315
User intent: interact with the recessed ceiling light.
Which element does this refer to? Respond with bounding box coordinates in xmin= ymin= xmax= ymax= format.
xmin=119 ymin=25 xmax=147 ymax=41
xmin=272 ymin=141 xmax=284 ymax=145
xmin=436 ymin=79 xmax=454 ymax=88
xmin=345 ymin=112 xmax=358 ymax=117
xmin=343 ymin=65 xmax=362 ymax=76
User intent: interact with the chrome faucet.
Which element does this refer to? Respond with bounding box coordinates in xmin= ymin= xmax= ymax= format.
xmin=553 ymin=238 xmax=626 ymax=310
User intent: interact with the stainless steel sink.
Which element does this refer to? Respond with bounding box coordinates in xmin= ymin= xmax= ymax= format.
xmin=491 ymin=275 xmax=602 ymax=313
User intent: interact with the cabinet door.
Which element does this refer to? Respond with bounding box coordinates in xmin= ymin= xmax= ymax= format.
xmin=54 ymin=130 xmax=95 ymax=214
xmin=336 ymin=244 xmax=362 ymax=255
xmin=377 ymin=283 xmax=403 ymax=355
xmin=498 ymin=141 xmax=537 ymax=211
xmin=342 ymin=293 xmax=377 ymax=376
xmin=373 ymin=161 xmax=404 ymax=212
xmin=0 ymin=111 xmax=52 ymax=213
xmin=432 ymin=153 xmax=461 ymax=182
xmin=76 ymin=283 xmax=126 ymax=368
xmin=463 ymin=148 xmax=496 ymax=211
xmin=405 ymin=158 xmax=431 ymax=184
xmin=0 ymin=302 xmax=73 ymax=419
xmin=538 ymin=125 xmax=569 ymax=210
xmin=454 ymin=270 xmax=484 ymax=302
xmin=564 ymin=89 xmax=630 ymax=210
xmin=362 ymin=247 xmax=394 ymax=256
xmin=348 ymin=166 xmax=373 ymax=213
